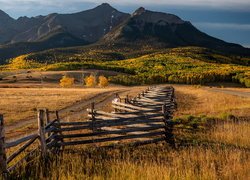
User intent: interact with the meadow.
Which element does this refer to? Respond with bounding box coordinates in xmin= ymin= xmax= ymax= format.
xmin=0 ymin=88 xmax=116 ymax=125
xmin=174 ymin=85 xmax=250 ymax=117
xmin=2 ymin=84 xmax=249 ymax=179
xmin=0 ymin=46 xmax=249 ymax=179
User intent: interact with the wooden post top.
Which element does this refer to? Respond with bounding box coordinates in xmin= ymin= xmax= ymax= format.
xmin=91 ymin=102 xmax=95 ymax=110
xmin=162 ymin=103 xmax=167 ymax=115
xmin=37 ymin=109 xmax=47 ymax=158
xmin=0 ymin=114 xmax=3 ymax=126
xmin=0 ymin=114 xmax=7 ymax=177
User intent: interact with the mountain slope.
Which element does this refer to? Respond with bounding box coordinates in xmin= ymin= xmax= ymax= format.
xmin=0 ymin=31 xmax=88 ymax=64
xmin=0 ymin=10 xmax=17 ymax=43
xmin=0 ymin=5 xmax=250 ymax=65
xmin=11 ymin=3 xmax=129 ymax=44
xmin=102 ymin=7 xmax=249 ymax=55
xmin=0 ymin=3 xmax=129 ymax=45
xmin=0 ymin=3 xmax=130 ymax=63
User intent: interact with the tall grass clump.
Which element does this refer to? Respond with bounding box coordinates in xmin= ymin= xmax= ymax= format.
xmin=10 ymin=143 xmax=250 ymax=180
xmin=9 ymin=120 xmax=250 ymax=180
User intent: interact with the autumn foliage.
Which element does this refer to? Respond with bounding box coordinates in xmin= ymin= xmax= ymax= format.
xmin=84 ymin=75 xmax=109 ymax=87
xmin=84 ymin=75 xmax=97 ymax=87
xmin=98 ymin=76 xmax=109 ymax=87
xmin=60 ymin=75 xmax=75 ymax=88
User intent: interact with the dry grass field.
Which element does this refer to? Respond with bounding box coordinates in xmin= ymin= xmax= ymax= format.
xmin=0 ymin=87 xmax=119 ymax=125
xmin=174 ymin=85 xmax=250 ymax=117
xmin=1 ymin=82 xmax=249 ymax=179
xmin=1 ymin=84 xmax=249 ymax=125
xmin=209 ymin=122 xmax=250 ymax=147
xmin=0 ymin=85 xmax=148 ymax=139
xmin=11 ymin=124 xmax=250 ymax=179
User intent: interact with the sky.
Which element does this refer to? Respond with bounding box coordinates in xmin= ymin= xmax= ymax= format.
xmin=0 ymin=0 xmax=250 ymax=47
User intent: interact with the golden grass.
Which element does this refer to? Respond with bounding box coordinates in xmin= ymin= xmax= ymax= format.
xmin=0 ymin=87 xmax=120 ymax=125
xmin=4 ymin=84 xmax=250 ymax=179
xmin=208 ymin=122 xmax=250 ymax=148
xmin=174 ymin=85 xmax=250 ymax=117
xmin=11 ymin=142 xmax=250 ymax=179
xmin=1 ymin=85 xmax=148 ymax=139
xmin=1 ymin=84 xmax=248 ymax=126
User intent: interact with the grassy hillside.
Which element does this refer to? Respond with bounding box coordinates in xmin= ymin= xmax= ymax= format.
xmin=1 ymin=47 xmax=250 ymax=87
xmin=106 ymin=47 xmax=250 ymax=86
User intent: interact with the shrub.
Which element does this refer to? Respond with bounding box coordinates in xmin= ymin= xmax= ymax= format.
xmin=98 ymin=76 xmax=109 ymax=87
xmin=85 ymin=75 xmax=97 ymax=87
xmin=60 ymin=75 xmax=75 ymax=88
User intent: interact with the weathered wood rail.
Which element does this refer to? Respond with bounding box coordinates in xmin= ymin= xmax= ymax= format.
xmin=0 ymin=86 xmax=176 ymax=177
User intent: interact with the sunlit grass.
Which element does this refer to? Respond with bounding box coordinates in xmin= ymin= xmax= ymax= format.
xmin=11 ymin=141 xmax=250 ymax=179
xmin=3 ymin=84 xmax=250 ymax=179
xmin=208 ymin=122 xmax=250 ymax=148
xmin=0 ymin=87 xmax=118 ymax=125
xmin=174 ymin=85 xmax=250 ymax=117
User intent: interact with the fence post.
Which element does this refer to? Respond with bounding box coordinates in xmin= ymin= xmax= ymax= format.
xmin=91 ymin=102 xmax=96 ymax=132
xmin=162 ymin=104 xmax=166 ymax=115
xmin=45 ymin=109 xmax=51 ymax=138
xmin=124 ymin=94 xmax=129 ymax=104
xmin=55 ymin=110 xmax=59 ymax=120
xmin=162 ymin=104 xmax=175 ymax=147
xmin=38 ymin=110 xmax=47 ymax=158
xmin=55 ymin=111 xmax=64 ymax=151
xmin=131 ymin=97 xmax=137 ymax=105
xmin=0 ymin=115 xmax=8 ymax=179
xmin=45 ymin=109 xmax=50 ymax=125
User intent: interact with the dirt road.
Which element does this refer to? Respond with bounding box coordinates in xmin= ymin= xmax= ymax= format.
xmin=5 ymin=89 xmax=128 ymax=136
xmin=204 ymin=88 xmax=250 ymax=98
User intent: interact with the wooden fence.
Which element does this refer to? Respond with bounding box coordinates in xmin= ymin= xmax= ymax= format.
xmin=0 ymin=86 xmax=176 ymax=177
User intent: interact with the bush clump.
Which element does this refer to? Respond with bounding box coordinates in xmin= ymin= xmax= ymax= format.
xmin=60 ymin=75 xmax=75 ymax=88
xmin=84 ymin=75 xmax=97 ymax=87
xmin=98 ymin=76 xmax=109 ymax=87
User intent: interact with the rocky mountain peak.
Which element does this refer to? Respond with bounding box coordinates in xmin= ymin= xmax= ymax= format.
xmin=132 ymin=7 xmax=146 ymax=16
xmin=131 ymin=8 xmax=185 ymax=25
xmin=0 ymin=9 xmax=13 ymax=21
xmin=95 ymin=3 xmax=115 ymax=11
xmin=100 ymin=3 xmax=112 ymax=7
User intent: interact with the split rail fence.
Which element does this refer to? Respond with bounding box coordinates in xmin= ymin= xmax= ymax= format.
xmin=0 ymin=86 xmax=176 ymax=177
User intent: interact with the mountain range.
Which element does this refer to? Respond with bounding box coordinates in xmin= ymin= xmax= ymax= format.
xmin=0 ymin=3 xmax=249 ymax=64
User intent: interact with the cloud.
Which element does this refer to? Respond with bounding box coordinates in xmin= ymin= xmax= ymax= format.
xmin=0 ymin=0 xmax=250 ymax=10
xmin=0 ymin=0 xmax=91 ymax=10
xmin=0 ymin=0 xmax=96 ymax=18
xmin=105 ymin=0 xmax=250 ymax=8
xmin=0 ymin=0 xmax=250 ymax=18
xmin=194 ymin=22 xmax=250 ymax=30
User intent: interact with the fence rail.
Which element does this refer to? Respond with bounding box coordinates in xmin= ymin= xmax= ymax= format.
xmin=0 ymin=86 xmax=177 ymax=178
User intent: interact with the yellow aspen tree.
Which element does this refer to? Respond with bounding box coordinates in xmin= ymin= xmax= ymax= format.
xmin=85 ymin=75 xmax=97 ymax=87
xmin=60 ymin=75 xmax=75 ymax=88
xmin=98 ymin=76 xmax=109 ymax=87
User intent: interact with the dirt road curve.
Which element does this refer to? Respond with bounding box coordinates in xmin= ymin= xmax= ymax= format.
xmin=204 ymin=88 xmax=250 ymax=98
xmin=5 ymin=89 xmax=128 ymax=134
